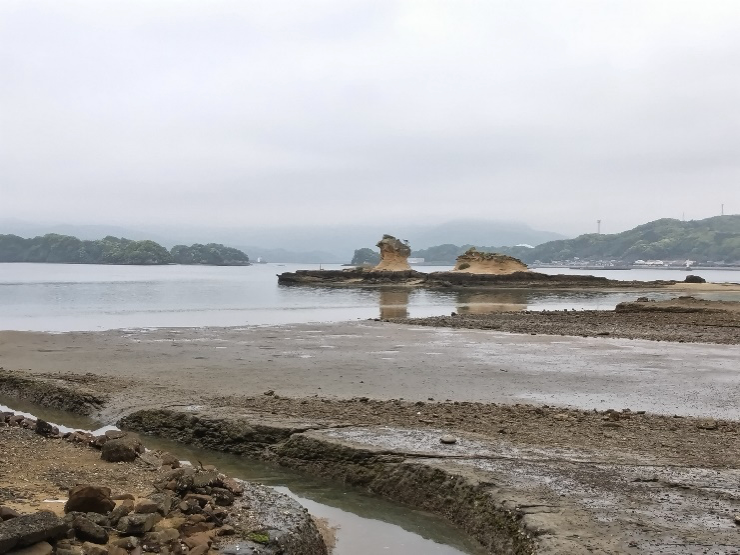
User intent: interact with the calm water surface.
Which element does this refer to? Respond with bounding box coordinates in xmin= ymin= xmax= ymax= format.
xmin=1 ymin=263 xmax=739 ymax=331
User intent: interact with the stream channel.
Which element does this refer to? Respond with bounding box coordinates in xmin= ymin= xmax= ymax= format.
xmin=0 ymin=395 xmax=487 ymax=555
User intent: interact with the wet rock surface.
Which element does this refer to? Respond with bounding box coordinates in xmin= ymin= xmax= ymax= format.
xmin=121 ymin=405 xmax=740 ymax=554
xmin=396 ymin=302 xmax=740 ymax=344
xmin=0 ymin=512 xmax=67 ymax=554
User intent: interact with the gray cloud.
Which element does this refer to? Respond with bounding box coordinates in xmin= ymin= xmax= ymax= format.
xmin=2 ymin=0 xmax=740 ymax=236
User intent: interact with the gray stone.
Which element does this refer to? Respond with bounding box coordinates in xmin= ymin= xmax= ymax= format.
xmin=440 ymin=435 xmax=457 ymax=445
xmin=72 ymin=517 xmax=109 ymax=544
xmin=108 ymin=500 xmax=133 ymax=525
xmin=115 ymin=514 xmax=156 ymax=535
xmin=0 ymin=512 xmax=67 ymax=554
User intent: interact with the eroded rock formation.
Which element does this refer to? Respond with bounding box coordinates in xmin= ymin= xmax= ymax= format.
xmin=452 ymin=248 xmax=529 ymax=274
xmin=372 ymin=235 xmax=412 ymax=272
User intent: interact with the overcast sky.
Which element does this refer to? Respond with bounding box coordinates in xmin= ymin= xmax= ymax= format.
xmin=1 ymin=1 xmax=739 ymax=236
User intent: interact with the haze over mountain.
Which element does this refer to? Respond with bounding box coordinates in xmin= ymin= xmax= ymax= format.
xmin=0 ymin=218 xmax=565 ymax=263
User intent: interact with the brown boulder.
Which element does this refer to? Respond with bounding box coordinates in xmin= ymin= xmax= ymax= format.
xmin=100 ymin=437 xmax=143 ymax=463
xmin=64 ymin=486 xmax=115 ymax=515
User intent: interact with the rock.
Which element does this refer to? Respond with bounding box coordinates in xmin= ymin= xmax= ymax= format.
xmin=81 ymin=513 xmax=108 ymax=527
xmin=7 ymin=541 xmax=54 ymax=555
xmin=134 ymin=500 xmax=160 ymax=515
xmin=89 ymin=436 xmax=108 ymax=449
xmin=215 ymin=525 xmax=235 ymax=536
xmin=34 ymin=420 xmax=54 ymax=438
xmin=0 ymin=506 xmax=21 ymax=521
xmin=111 ymin=493 xmax=135 ymax=501
xmin=56 ymin=548 xmax=83 ymax=555
xmin=684 ymin=274 xmax=706 ymax=284
xmin=371 ymin=235 xmax=412 ymax=272
xmin=143 ymin=529 xmax=179 ymax=547
xmin=698 ymin=419 xmax=719 ymax=430
xmin=111 ymin=537 xmax=139 ymax=550
xmin=183 ymin=494 xmax=212 ymax=508
xmin=218 ymin=477 xmax=243 ymax=496
xmin=108 ymin=500 xmax=134 ymax=525
xmin=100 ymin=437 xmax=142 ymax=463
xmin=66 ymin=431 xmax=93 ymax=444
xmin=452 ymin=247 xmax=529 ymax=275
xmin=159 ymin=452 xmax=180 ymax=469
xmin=439 ymin=435 xmax=457 ymax=445
xmin=116 ymin=514 xmax=156 ymax=535
xmin=80 ymin=542 xmax=108 ymax=555
xmin=72 ymin=517 xmax=109 ymax=544
xmin=147 ymin=493 xmax=174 ymax=516
xmin=187 ymin=545 xmax=209 ymax=555
xmin=182 ymin=533 xmax=211 ymax=549
xmin=107 ymin=547 xmax=127 ymax=555
xmin=191 ymin=471 xmax=219 ymax=489
xmin=210 ymin=488 xmax=234 ymax=507
xmin=104 ymin=430 xmax=126 ymax=440
xmin=138 ymin=452 xmax=163 ymax=469
xmin=0 ymin=511 xmax=68 ymax=554
xmin=180 ymin=523 xmax=214 ymax=537
xmin=64 ymin=486 xmax=115 ymax=515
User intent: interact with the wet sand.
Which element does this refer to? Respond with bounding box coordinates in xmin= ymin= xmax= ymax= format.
xmin=1 ymin=321 xmax=739 ymax=419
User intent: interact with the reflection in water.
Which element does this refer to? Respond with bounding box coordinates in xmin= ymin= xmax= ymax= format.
xmin=379 ymin=288 xmax=411 ymax=319
xmin=454 ymin=290 xmax=527 ymax=314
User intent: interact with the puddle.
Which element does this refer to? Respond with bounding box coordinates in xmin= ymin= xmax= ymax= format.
xmin=0 ymin=395 xmax=486 ymax=555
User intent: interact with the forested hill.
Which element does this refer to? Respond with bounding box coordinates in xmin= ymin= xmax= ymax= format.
xmin=0 ymin=234 xmax=250 ymax=266
xmin=411 ymin=216 xmax=740 ymax=264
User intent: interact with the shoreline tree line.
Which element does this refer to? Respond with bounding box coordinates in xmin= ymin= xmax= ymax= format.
xmin=0 ymin=234 xmax=250 ymax=266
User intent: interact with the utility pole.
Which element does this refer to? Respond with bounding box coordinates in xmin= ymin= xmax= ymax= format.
xmin=597 ymin=220 xmax=601 ymax=235
xmin=721 ymin=204 xmax=724 ymax=216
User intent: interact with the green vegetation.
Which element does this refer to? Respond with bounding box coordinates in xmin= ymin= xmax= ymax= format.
xmin=350 ymin=247 xmax=380 ymax=266
xmin=514 ymin=216 xmax=740 ymax=264
xmin=0 ymin=233 xmax=250 ymax=266
xmin=409 ymin=216 xmax=740 ymax=265
xmin=171 ymin=243 xmax=250 ymax=265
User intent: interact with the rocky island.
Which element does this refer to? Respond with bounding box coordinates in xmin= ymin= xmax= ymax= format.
xmin=277 ymin=234 xmax=701 ymax=290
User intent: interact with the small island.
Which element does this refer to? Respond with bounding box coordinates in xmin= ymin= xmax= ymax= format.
xmin=278 ymin=234 xmax=713 ymax=291
xmin=0 ymin=233 xmax=250 ymax=266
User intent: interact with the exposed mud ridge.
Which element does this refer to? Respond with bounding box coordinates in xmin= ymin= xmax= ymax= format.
xmin=0 ymin=370 xmax=107 ymax=415
xmin=119 ymin=409 xmax=312 ymax=457
xmin=277 ymin=268 xmax=678 ymax=289
xmin=120 ymin=409 xmax=534 ymax=555
xmin=395 ymin=304 xmax=740 ymax=344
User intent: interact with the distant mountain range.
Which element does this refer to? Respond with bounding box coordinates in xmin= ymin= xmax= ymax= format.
xmin=0 ymin=219 xmax=566 ymax=263
xmin=505 ymin=215 xmax=740 ymax=265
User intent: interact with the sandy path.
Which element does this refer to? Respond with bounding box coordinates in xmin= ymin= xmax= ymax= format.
xmin=1 ymin=321 xmax=739 ymax=419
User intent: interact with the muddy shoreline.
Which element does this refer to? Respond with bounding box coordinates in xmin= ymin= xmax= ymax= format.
xmin=3 ymin=316 xmax=740 ymax=553
xmin=5 ymin=374 xmax=740 ymax=554
xmin=394 ymin=300 xmax=740 ymax=345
